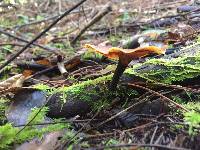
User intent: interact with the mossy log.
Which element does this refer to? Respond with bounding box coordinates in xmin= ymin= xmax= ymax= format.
xmin=46 ymin=43 xmax=200 ymax=118
xmin=126 ymin=43 xmax=200 ymax=85
xmin=46 ymin=75 xmax=139 ymax=118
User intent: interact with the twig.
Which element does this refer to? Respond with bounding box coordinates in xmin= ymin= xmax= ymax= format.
xmin=0 ymin=28 xmax=60 ymax=54
xmin=71 ymin=4 xmax=112 ymax=45
xmin=0 ymin=42 xmax=24 ymax=47
xmin=126 ymin=83 xmax=189 ymax=112
xmin=150 ymin=125 xmax=158 ymax=144
xmin=16 ymin=94 xmax=53 ymax=136
xmin=147 ymin=82 xmax=200 ymax=93
xmin=27 ymin=55 xmax=80 ymax=78
xmin=89 ymin=7 xmax=200 ymax=35
xmin=86 ymin=143 xmax=189 ymax=150
xmin=83 ymin=90 xmax=172 ymax=133
xmin=13 ymin=8 xmax=91 ymax=29
xmin=15 ymin=119 xmax=102 ymax=127
xmin=0 ymin=0 xmax=87 ymax=73
xmin=84 ymin=121 xmax=189 ymax=140
xmin=86 ymin=98 xmax=149 ymax=132
xmin=60 ymin=108 xmax=102 ymax=149
xmin=0 ymin=3 xmax=17 ymax=9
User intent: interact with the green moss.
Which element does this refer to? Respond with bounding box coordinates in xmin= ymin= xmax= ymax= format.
xmin=34 ymin=74 xmax=138 ymax=110
xmin=0 ymin=98 xmax=9 ymax=125
xmin=82 ymin=50 xmax=103 ymax=60
xmin=33 ymin=75 xmax=113 ymax=110
xmin=172 ymin=96 xmax=186 ymax=104
xmin=0 ymin=106 xmax=71 ymax=149
xmin=126 ymin=54 xmax=200 ymax=84
xmin=33 ymin=84 xmax=56 ymax=96
xmin=34 ymin=74 xmax=139 ymax=110
xmin=0 ymin=18 xmax=17 ymax=28
xmin=59 ymin=75 xmax=113 ymax=110
xmin=184 ymin=110 xmax=200 ymax=135
xmin=58 ymin=75 xmax=112 ymax=100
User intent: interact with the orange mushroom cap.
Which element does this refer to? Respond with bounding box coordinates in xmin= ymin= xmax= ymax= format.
xmin=84 ymin=44 xmax=166 ymax=65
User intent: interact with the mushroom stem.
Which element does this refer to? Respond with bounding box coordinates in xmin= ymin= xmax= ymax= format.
xmin=109 ymin=60 xmax=127 ymax=91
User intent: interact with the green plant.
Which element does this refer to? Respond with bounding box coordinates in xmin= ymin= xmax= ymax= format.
xmin=107 ymin=34 xmax=124 ymax=46
xmin=33 ymin=84 xmax=56 ymax=95
xmin=0 ymin=107 xmax=71 ymax=149
xmin=0 ymin=98 xmax=9 ymax=125
xmin=104 ymin=138 xmax=120 ymax=146
xmin=27 ymin=107 xmax=49 ymax=124
xmin=17 ymin=14 xmax=29 ymax=24
xmin=82 ymin=50 xmax=103 ymax=60
xmin=4 ymin=0 xmax=27 ymax=4
xmin=172 ymin=96 xmax=185 ymax=104
xmin=0 ymin=123 xmax=18 ymax=149
xmin=182 ymin=102 xmax=200 ymax=135
xmin=184 ymin=110 xmax=200 ymax=135
xmin=126 ymin=54 xmax=200 ymax=84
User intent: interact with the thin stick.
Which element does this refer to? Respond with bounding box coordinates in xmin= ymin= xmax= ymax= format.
xmin=87 ymin=98 xmax=149 ymax=131
xmin=127 ymin=83 xmax=189 ymax=112
xmin=0 ymin=0 xmax=87 ymax=72
xmin=16 ymin=94 xmax=53 ymax=135
xmin=15 ymin=119 xmax=102 ymax=127
xmin=87 ymin=143 xmax=189 ymax=150
xmin=60 ymin=108 xmax=102 ymax=149
xmin=13 ymin=8 xmax=91 ymax=29
xmin=71 ymin=4 xmax=112 ymax=45
xmin=84 ymin=121 xmax=189 ymax=140
xmin=0 ymin=28 xmax=59 ymax=54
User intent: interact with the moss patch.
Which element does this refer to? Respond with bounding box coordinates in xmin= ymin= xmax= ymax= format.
xmin=34 ymin=74 xmax=138 ymax=110
xmin=125 ymin=44 xmax=200 ymax=84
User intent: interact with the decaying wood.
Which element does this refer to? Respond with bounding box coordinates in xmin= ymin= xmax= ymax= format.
xmin=129 ymin=43 xmax=200 ymax=73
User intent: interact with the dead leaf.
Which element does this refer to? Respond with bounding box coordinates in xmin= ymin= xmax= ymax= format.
xmin=16 ymin=131 xmax=63 ymax=150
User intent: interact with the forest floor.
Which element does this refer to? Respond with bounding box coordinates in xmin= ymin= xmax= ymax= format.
xmin=0 ymin=0 xmax=200 ymax=150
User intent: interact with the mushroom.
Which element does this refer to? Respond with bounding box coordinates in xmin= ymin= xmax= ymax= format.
xmin=84 ymin=42 xmax=166 ymax=91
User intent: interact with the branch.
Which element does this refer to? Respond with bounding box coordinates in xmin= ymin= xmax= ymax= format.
xmin=0 ymin=0 xmax=87 ymax=73
xmin=0 ymin=29 xmax=60 ymax=54
xmin=88 ymin=143 xmax=189 ymax=150
xmin=13 ymin=8 xmax=91 ymax=29
xmin=71 ymin=4 xmax=112 ymax=45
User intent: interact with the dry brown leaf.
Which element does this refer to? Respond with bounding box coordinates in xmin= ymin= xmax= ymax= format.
xmin=22 ymin=70 xmax=34 ymax=77
xmin=36 ymin=58 xmax=52 ymax=67
xmin=16 ymin=131 xmax=63 ymax=150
